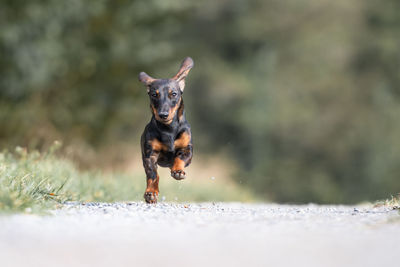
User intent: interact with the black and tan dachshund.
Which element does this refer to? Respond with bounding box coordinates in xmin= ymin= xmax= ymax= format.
xmin=138 ymin=57 xmax=194 ymax=203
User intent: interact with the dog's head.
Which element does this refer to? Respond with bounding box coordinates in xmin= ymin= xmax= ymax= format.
xmin=139 ymin=57 xmax=194 ymax=124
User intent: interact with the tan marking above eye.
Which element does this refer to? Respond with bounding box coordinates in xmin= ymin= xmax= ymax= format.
xmin=174 ymin=132 xmax=191 ymax=149
xmin=168 ymin=90 xmax=178 ymax=98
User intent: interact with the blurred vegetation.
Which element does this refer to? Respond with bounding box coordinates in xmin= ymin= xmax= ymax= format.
xmin=0 ymin=0 xmax=399 ymax=204
xmin=374 ymin=194 xmax=400 ymax=210
xmin=0 ymin=143 xmax=255 ymax=213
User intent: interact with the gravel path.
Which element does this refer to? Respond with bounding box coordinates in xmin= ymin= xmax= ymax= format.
xmin=1 ymin=202 xmax=399 ymax=267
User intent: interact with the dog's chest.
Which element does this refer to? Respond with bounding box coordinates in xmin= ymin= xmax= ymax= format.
xmin=160 ymin=134 xmax=175 ymax=152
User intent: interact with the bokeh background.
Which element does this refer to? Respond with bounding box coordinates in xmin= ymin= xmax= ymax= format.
xmin=1 ymin=0 xmax=399 ymax=204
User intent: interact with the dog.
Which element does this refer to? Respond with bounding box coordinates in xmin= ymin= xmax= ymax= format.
xmin=138 ymin=57 xmax=194 ymax=203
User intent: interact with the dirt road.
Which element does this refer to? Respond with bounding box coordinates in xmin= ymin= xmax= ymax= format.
xmin=1 ymin=202 xmax=399 ymax=267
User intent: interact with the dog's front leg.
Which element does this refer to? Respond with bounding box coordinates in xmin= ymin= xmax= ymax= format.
xmin=171 ymin=145 xmax=193 ymax=180
xmin=142 ymin=151 xmax=160 ymax=203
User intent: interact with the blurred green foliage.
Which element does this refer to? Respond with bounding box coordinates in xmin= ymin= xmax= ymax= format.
xmin=0 ymin=0 xmax=399 ymax=203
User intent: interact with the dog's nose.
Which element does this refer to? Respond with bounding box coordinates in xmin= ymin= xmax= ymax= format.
xmin=158 ymin=112 xmax=169 ymax=120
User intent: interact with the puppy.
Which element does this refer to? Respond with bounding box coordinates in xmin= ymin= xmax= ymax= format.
xmin=138 ymin=57 xmax=194 ymax=203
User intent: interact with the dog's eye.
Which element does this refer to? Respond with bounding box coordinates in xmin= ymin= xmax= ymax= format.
xmin=151 ymin=93 xmax=157 ymax=97
xmin=171 ymin=92 xmax=177 ymax=97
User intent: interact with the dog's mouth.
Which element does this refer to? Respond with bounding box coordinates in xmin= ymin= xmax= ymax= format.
xmin=159 ymin=118 xmax=173 ymax=124
xmin=156 ymin=115 xmax=173 ymax=124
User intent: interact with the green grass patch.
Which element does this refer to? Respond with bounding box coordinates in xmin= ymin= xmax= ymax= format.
xmin=374 ymin=194 xmax=400 ymax=210
xmin=0 ymin=143 xmax=256 ymax=213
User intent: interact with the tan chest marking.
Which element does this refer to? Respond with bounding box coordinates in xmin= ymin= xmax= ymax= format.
xmin=174 ymin=132 xmax=191 ymax=149
xmin=150 ymin=139 xmax=167 ymax=152
xmin=150 ymin=132 xmax=190 ymax=152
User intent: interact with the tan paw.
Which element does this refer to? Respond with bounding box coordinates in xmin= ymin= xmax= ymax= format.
xmin=144 ymin=191 xmax=158 ymax=203
xmin=171 ymin=169 xmax=186 ymax=180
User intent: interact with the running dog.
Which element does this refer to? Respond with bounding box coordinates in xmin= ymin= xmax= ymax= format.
xmin=138 ymin=57 xmax=194 ymax=203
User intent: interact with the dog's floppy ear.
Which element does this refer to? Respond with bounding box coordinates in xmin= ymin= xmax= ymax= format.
xmin=138 ymin=72 xmax=156 ymax=92
xmin=172 ymin=57 xmax=194 ymax=92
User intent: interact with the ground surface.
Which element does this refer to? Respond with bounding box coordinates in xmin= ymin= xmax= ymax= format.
xmin=0 ymin=202 xmax=399 ymax=267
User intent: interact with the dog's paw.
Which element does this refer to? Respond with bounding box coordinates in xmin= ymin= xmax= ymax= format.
xmin=171 ymin=170 xmax=186 ymax=180
xmin=144 ymin=191 xmax=158 ymax=204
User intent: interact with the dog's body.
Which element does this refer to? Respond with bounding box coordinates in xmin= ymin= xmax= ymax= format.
xmin=139 ymin=57 xmax=194 ymax=203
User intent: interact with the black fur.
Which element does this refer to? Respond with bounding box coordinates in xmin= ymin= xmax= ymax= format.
xmin=138 ymin=57 xmax=194 ymax=203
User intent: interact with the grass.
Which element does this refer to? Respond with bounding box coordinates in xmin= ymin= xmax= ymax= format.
xmin=374 ymin=194 xmax=400 ymax=210
xmin=0 ymin=142 xmax=256 ymax=213
xmin=373 ymin=194 xmax=400 ymax=224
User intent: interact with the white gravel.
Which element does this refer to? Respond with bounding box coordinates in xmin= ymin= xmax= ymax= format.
xmin=0 ymin=202 xmax=399 ymax=267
